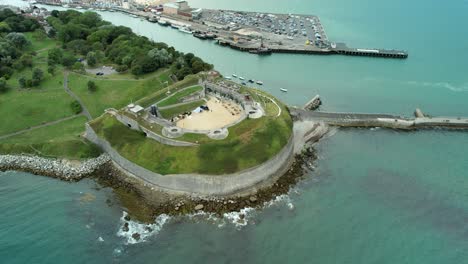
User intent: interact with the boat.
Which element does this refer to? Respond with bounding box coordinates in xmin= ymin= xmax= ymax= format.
xmin=242 ymin=82 xmax=247 ymax=85
xmin=232 ymin=74 xmax=238 ymax=78
xmin=170 ymin=24 xmax=180 ymax=29
xmin=280 ymin=88 xmax=288 ymax=92
xmin=239 ymin=77 xmax=245 ymax=80
xmin=205 ymin=32 xmax=217 ymax=39
xmin=179 ymin=27 xmax=193 ymax=34
xmin=158 ymin=20 xmax=169 ymax=26
xmin=225 ymin=76 xmax=232 ymax=80
xmin=287 ymin=36 xmax=294 ymax=40
xmin=193 ymin=32 xmax=207 ymax=39
xmin=148 ymin=17 xmax=158 ymax=23
xmin=248 ymin=79 xmax=254 ymax=83
xmin=249 ymin=47 xmax=273 ymax=55
xmin=256 ymin=81 xmax=264 ymax=85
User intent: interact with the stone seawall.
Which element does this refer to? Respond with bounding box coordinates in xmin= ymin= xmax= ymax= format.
xmin=84 ymin=124 xmax=295 ymax=197
xmin=115 ymin=113 xmax=197 ymax=147
xmin=0 ymin=154 xmax=110 ymax=181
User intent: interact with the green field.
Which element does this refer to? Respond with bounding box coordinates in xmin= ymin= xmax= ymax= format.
xmin=159 ymin=100 xmax=206 ymax=119
xmin=158 ymin=85 xmax=203 ymax=107
xmin=0 ymin=116 xmax=101 ymax=159
xmin=67 ymin=70 xmax=177 ymax=118
xmin=136 ymin=75 xmax=200 ymax=107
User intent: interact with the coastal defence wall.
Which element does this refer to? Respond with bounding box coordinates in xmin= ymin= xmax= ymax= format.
xmin=84 ymin=124 xmax=295 ymax=197
xmin=114 ymin=113 xmax=197 ymax=147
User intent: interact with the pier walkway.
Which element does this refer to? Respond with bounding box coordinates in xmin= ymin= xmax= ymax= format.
xmin=291 ymin=109 xmax=468 ymax=130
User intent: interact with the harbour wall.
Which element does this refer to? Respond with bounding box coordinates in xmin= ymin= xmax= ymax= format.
xmin=84 ymin=124 xmax=295 ymax=197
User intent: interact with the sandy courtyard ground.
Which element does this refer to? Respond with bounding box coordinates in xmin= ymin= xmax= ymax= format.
xmin=176 ymin=97 xmax=243 ymax=130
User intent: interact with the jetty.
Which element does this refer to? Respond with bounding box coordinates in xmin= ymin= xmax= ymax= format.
xmin=291 ymin=108 xmax=468 ymax=130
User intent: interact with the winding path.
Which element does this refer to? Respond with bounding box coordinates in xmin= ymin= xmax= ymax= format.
xmin=0 ymin=72 xmax=94 ymax=141
xmin=63 ymin=72 xmax=92 ymax=120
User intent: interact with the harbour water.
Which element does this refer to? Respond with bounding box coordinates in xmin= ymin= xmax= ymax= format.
xmin=1 ymin=0 xmax=468 ymax=263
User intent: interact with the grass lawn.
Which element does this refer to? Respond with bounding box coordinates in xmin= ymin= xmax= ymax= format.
xmin=136 ymin=74 xmax=200 ymax=107
xmin=0 ymin=79 xmax=76 ymax=135
xmin=159 ymin=100 xmax=205 ymax=119
xmin=90 ymin=100 xmax=292 ymax=174
xmin=67 ymin=72 xmax=168 ymax=117
xmin=158 ymin=85 xmax=203 ymax=107
xmin=0 ymin=115 xmax=101 ymax=159
xmin=24 ymin=32 xmax=59 ymax=51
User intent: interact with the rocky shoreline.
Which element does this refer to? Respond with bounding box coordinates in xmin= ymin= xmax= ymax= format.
xmin=91 ymin=143 xmax=318 ymax=225
xmin=0 ymin=154 xmax=110 ymax=181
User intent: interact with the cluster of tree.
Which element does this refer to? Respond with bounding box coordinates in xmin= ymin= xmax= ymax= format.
xmin=47 ymin=10 xmax=213 ymax=77
xmin=0 ymin=9 xmax=40 ymax=33
xmin=18 ymin=68 xmax=44 ymax=88
xmin=0 ymin=9 xmax=42 ymax=84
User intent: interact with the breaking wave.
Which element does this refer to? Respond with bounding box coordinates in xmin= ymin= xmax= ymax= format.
xmin=117 ymin=212 xmax=171 ymax=245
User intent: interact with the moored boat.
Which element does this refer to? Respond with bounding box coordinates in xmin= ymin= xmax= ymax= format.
xmin=280 ymin=88 xmax=288 ymax=92
xmin=179 ymin=27 xmax=192 ymax=34
xmin=158 ymin=20 xmax=169 ymax=26
xmin=256 ymin=81 xmax=264 ymax=85
xmin=232 ymin=74 xmax=238 ymax=78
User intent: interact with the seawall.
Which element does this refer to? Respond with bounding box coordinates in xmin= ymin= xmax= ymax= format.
xmin=84 ymin=124 xmax=297 ymax=197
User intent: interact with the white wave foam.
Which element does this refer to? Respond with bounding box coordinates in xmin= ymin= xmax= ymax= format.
xmin=98 ymin=236 xmax=104 ymax=242
xmin=222 ymin=207 xmax=256 ymax=228
xmin=264 ymin=194 xmax=295 ymax=210
xmin=117 ymin=212 xmax=171 ymax=245
xmin=407 ymin=80 xmax=468 ymax=92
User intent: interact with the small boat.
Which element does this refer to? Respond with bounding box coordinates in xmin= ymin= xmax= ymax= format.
xmin=249 ymin=47 xmax=273 ymax=55
xmin=242 ymin=82 xmax=247 ymax=85
xmin=239 ymin=77 xmax=245 ymax=80
xmin=179 ymin=27 xmax=192 ymax=34
xmin=248 ymin=79 xmax=254 ymax=83
xmin=232 ymin=74 xmax=238 ymax=78
xmin=170 ymin=24 xmax=180 ymax=29
xmin=205 ymin=32 xmax=216 ymax=39
xmin=280 ymin=88 xmax=288 ymax=92
xmin=158 ymin=20 xmax=169 ymax=26
xmin=193 ymin=32 xmax=207 ymax=39
xmin=225 ymin=76 xmax=232 ymax=80
xmin=256 ymin=81 xmax=264 ymax=85
xmin=287 ymin=36 xmax=294 ymax=40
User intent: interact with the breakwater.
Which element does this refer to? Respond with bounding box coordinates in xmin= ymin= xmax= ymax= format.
xmin=292 ymin=109 xmax=468 ymax=130
xmin=0 ymin=154 xmax=110 ymax=181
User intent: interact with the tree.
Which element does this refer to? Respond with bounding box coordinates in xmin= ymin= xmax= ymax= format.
xmin=61 ymin=53 xmax=76 ymax=67
xmin=0 ymin=77 xmax=7 ymax=93
xmin=72 ymin=62 xmax=85 ymax=73
xmin=47 ymin=65 xmax=55 ymax=75
xmin=86 ymin=51 xmax=97 ymax=67
xmin=32 ymin=68 xmax=44 ymax=81
xmin=148 ymin=48 xmax=173 ymax=67
xmin=18 ymin=77 xmax=26 ymax=88
xmin=87 ymin=80 xmax=97 ymax=92
xmin=70 ymin=100 xmax=82 ymax=114
xmin=33 ymin=29 xmax=47 ymax=41
xmin=31 ymin=68 xmax=44 ymax=87
xmin=51 ymin=10 xmax=59 ymax=18
xmin=48 ymin=48 xmax=63 ymax=66
xmin=5 ymin=32 xmax=30 ymax=49
xmin=48 ymin=28 xmax=56 ymax=38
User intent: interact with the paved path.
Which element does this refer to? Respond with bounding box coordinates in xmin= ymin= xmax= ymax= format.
xmin=63 ymin=72 xmax=92 ymax=120
xmin=0 ymin=115 xmax=80 ymax=140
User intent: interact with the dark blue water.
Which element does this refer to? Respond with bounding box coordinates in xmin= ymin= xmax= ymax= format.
xmin=1 ymin=0 xmax=468 ymax=263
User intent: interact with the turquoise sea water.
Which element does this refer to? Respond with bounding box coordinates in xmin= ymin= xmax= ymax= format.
xmin=1 ymin=0 xmax=468 ymax=263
